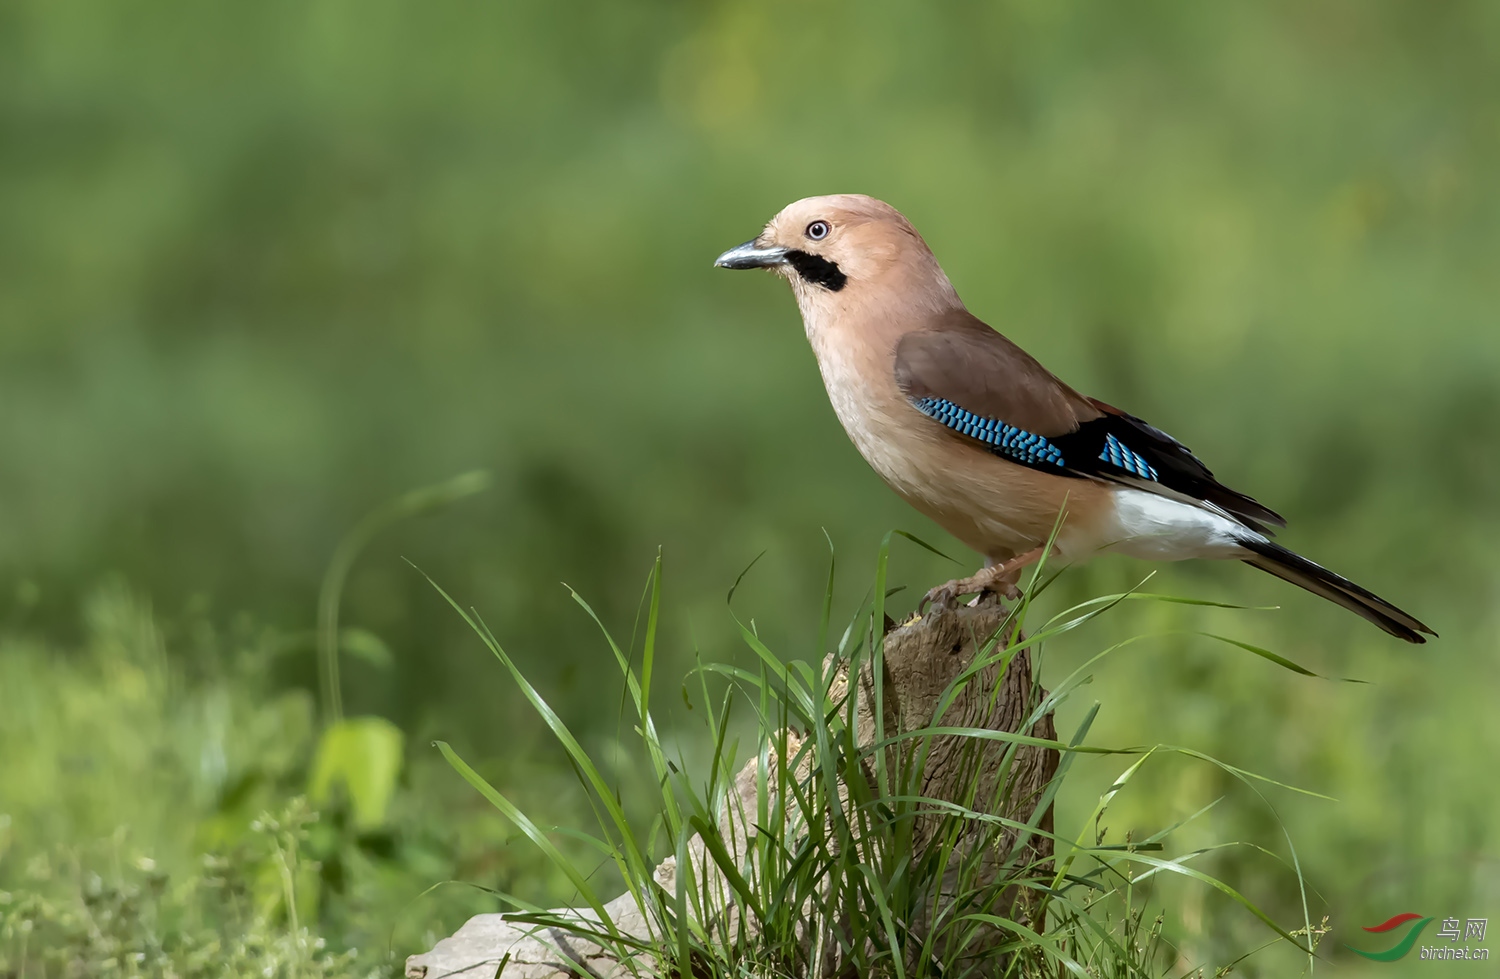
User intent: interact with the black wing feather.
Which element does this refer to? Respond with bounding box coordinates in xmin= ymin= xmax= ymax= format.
xmin=1051 ymin=407 xmax=1286 ymax=534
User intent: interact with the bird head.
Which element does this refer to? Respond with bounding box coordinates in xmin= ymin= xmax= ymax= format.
xmin=715 ymin=194 xmax=960 ymax=319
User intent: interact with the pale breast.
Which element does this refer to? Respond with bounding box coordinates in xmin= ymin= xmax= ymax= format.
xmin=807 ymin=324 xmax=1111 ymax=562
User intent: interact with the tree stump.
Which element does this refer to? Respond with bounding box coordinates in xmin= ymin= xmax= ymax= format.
xmin=406 ymin=602 xmax=1059 ymax=979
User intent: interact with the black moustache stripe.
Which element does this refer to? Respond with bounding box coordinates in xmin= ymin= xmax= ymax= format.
xmin=784 ymin=250 xmax=847 ymax=292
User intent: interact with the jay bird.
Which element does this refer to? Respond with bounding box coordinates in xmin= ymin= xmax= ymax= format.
xmin=715 ymin=194 xmax=1433 ymax=643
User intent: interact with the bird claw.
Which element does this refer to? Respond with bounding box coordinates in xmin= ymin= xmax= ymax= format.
xmin=919 ymin=583 xmax=961 ymax=616
xmin=919 ymin=576 xmax=1021 ymax=617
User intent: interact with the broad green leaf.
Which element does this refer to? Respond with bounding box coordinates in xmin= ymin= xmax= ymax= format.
xmin=308 ymin=716 xmax=404 ymax=830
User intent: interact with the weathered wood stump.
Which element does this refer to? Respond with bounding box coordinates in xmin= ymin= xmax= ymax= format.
xmin=407 ymin=602 xmax=1058 ymax=978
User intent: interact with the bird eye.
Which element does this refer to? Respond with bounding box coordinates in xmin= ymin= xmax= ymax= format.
xmin=805 ymin=220 xmax=830 ymax=241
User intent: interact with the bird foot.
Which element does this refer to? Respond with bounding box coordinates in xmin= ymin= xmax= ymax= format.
xmin=919 ymin=577 xmax=1021 ymax=615
xmin=916 ymin=547 xmax=1044 ymax=617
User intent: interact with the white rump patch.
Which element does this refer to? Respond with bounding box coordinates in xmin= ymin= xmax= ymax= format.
xmin=1099 ymin=488 xmax=1259 ymax=562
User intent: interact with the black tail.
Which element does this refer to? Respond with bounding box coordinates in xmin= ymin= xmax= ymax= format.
xmin=1238 ymin=537 xmax=1435 ymax=644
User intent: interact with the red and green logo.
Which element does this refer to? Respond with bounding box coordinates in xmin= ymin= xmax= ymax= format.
xmin=1348 ymin=913 xmax=1435 ymax=962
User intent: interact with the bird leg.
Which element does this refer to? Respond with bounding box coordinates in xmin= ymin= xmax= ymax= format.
xmin=920 ymin=546 xmax=1047 ymax=614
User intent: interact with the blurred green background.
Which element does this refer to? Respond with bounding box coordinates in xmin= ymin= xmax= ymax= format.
xmin=2 ymin=1 xmax=1497 ymax=974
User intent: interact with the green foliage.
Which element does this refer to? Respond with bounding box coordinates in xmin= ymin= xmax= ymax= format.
xmin=1 ymin=801 xmax=370 ymax=979
xmin=431 ymin=546 xmax=1329 ymax=977
xmin=309 ymin=718 xmax=405 ymax=833
xmin=0 ymin=582 xmax=588 ymax=977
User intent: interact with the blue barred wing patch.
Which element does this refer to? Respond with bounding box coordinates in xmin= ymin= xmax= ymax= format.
xmin=913 ymin=396 xmax=1162 ymax=482
xmin=1100 ymin=433 xmax=1159 ymax=480
xmin=912 ymin=396 xmax=1066 ymax=468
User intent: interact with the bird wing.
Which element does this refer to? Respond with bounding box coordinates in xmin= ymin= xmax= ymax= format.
xmin=893 ymin=314 xmax=1286 ymax=534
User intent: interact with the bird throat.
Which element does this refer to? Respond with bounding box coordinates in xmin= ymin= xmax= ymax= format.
xmin=784 ymin=250 xmax=847 ymax=292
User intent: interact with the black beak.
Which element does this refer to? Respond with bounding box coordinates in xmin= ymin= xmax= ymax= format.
xmin=713 ymin=239 xmax=789 ymax=270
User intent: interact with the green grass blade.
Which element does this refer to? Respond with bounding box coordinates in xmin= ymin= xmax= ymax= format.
xmin=434 ymin=741 xmax=616 ymax=933
xmin=416 ymin=570 xmax=655 ymax=894
xmin=1199 ymin=632 xmax=1368 ymax=682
